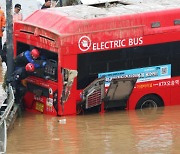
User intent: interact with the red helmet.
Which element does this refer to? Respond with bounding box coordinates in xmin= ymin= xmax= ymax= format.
xmin=25 ymin=63 xmax=35 ymax=72
xmin=31 ymin=49 xmax=40 ymax=59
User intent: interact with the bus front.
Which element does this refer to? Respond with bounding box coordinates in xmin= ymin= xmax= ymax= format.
xmin=13 ymin=22 xmax=62 ymax=116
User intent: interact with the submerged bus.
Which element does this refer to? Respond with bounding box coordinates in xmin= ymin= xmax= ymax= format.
xmin=13 ymin=0 xmax=180 ymax=116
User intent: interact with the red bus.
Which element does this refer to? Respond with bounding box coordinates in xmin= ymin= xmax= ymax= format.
xmin=13 ymin=1 xmax=180 ymax=116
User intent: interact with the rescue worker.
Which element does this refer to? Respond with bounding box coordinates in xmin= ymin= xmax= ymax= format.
xmin=5 ymin=48 xmax=46 ymax=106
xmin=14 ymin=48 xmax=46 ymax=68
xmin=3 ymin=48 xmax=45 ymax=90
xmin=8 ymin=63 xmax=35 ymax=106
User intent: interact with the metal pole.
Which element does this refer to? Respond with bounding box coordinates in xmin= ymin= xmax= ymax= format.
xmin=6 ymin=0 xmax=14 ymax=80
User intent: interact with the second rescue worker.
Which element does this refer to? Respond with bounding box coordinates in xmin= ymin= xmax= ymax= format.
xmin=9 ymin=63 xmax=36 ymax=106
xmin=14 ymin=48 xmax=46 ymax=68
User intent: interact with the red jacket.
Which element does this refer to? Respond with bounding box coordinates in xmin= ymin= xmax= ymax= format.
xmin=0 ymin=9 xmax=6 ymax=37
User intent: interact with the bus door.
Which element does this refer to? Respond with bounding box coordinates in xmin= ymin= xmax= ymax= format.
xmin=77 ymin=77 xmax=137 ymax=112
xmin=61 ymin=68 xmax=78 ymax=103
xmin=103 ymin=78 xmax=137 ymax=109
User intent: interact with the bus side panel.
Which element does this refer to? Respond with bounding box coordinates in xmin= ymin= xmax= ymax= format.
xmin=171 ymin=88 xmax=180 ymax=106
xmin=127 ymin=86 xmax=171 ymax=110
xmin=62 ymin=78 xmax=77 ymax=115
xmin=59 ymin=55 xmax=77 ymax=115
xmin=61 ymin=55 xmax=77 ymax=70
xmin=24 ymin=92 xmax=34 ymax=109
xmin=171 ymin=87 xmax=180 ymax=105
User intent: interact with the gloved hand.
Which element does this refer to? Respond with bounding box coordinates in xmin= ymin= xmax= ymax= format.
xmin=2 ymin=27 xmax=5 ymax=32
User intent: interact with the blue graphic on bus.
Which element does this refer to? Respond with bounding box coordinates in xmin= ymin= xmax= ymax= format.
xmin=98 ymin=64 xmax=171 ymax=87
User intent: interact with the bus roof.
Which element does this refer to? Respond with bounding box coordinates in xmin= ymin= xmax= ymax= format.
xmin=26 ymin=0 xmax=180 ymax=20
xmin=51 ymin=2 xmax=179 ymax=19
xmin=80 ymin=0 xmax=179 ymax=6
xmin=21 ymin=0 xmax=180 ymax=35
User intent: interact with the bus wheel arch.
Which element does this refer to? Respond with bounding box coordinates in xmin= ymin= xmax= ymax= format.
xmin=135 ymin=94 xmax=164 ymax=110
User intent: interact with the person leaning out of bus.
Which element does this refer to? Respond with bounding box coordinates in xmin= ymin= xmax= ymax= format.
xmin=13 ymin=4 xmax=23 ymax=22
xmin=14 ymin=48 xmax=46 ymax=69
xmin=8 ymin=63 xmax=36 ymax=108
xmin=41 ymin=0 xmax=51 ymax=9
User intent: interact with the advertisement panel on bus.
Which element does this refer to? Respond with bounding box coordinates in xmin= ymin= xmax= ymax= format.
xmin=98 ymin=64 xmax=171 ymax=87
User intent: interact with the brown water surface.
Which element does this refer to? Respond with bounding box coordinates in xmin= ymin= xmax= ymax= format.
xmin=1 ymin=61 xmax=180 ymax=154
xmin=6 ymin=106 xmax=180 ymax=154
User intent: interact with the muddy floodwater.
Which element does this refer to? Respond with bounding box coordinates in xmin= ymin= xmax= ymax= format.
xmin=6 ymin=106 xmax=180 ymax=154
xmin=0 ymin=62 xmax=180 ymax=153
xmin=0 ymin=62 xmax=179 ymax=154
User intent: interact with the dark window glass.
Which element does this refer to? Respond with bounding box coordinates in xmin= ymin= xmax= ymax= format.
xmin=77 ymin=41 xmax=180 ymax=89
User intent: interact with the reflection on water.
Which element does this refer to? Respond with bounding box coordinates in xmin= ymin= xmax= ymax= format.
xmin=6 ymin=106 xmax=180 ymax=154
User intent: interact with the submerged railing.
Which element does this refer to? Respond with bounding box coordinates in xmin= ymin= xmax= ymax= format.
xmin=0 ymin=85 xmax=16 ymax=154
